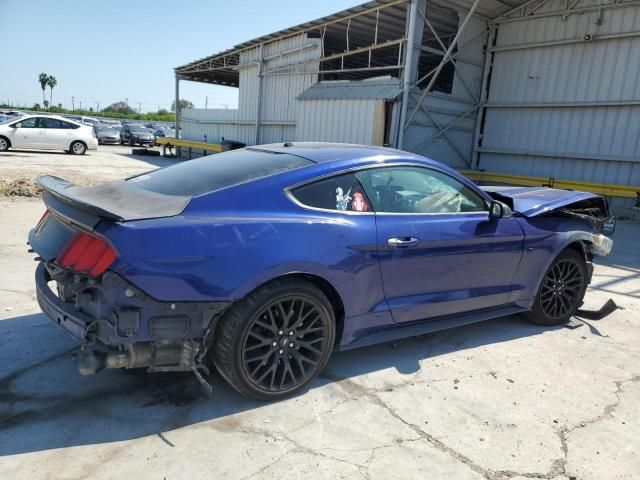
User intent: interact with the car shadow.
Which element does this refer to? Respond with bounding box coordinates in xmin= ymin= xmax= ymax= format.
xmin=0 ymin=311 xmax=562 ymax=457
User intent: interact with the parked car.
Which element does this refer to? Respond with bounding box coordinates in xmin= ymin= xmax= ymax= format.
xmin=152 ymin=128 xmax=175 ymax=145
xmin=29 ymin=143 xmax=614 ymax=400
xmin=0 ymin=114 xmax=97 ymax=154
xmin=120 ymin=124 xmax=154 ymax=146
xmin=66 ymin=115 xmax=101 ymax=126
xmin=93 ymin=125 xmax=121 ymax=145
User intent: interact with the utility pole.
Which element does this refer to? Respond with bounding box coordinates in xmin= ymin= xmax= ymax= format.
xmin=125 ymin=98 xmax=129 ymax=107
xmin=205 ymin=96 xmax=208 ymax=109
xmin=96 ymin=102 xmax=100 ymax=112
xmin=72 ymin=96 xmax=75 ymax=112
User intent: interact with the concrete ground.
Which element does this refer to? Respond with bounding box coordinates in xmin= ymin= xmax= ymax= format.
xmin=0 ymin=146 xmax=638 ymax=480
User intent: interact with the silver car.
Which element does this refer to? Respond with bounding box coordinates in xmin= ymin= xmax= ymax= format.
xmin=0 ymin=115 xmax=98 ymax=154
xmin=93 ymin=125 xmax=121 ymax=145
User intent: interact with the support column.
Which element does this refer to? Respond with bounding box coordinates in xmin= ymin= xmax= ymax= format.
xmin=471 ymin=26 xmax=497 ymax=170
xmin=397 ymin=0 xmax=425 ymax=149
xmin=255 ymin=43 xmax=264 ymax=145
xmin=174 ymin=73 xmax=181 ymax=158
xmin=174 ymin=74 xmax=180 ymax=137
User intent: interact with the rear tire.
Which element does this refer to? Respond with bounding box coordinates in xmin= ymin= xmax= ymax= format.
xmin=212 ymin=279 xmax=336 ymax=400
xmin=525 ymin=249 xmax=588 ymax=326
xmin=70 ymin=141 xmax=86 ymax=155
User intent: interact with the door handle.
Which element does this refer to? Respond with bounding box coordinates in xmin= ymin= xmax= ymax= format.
xmin=387 ymin=237 xmax=420 ymax=248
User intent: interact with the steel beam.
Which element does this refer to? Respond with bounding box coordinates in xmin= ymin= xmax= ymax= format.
xmin=485 ymin=99 xmax=640 ymax=108
xmin=409 ymin=91 xmax=469 ymax=164
xmin=255 ymin=43 xmax=264 ymax=145
xmin=174 ymin=74 xmax=180 ymax=139
xmin=493 ymin=0 xmax=640 ymax=24
xmin=397 ymin=0 xmax=424 ymax=149
xmin=471 ymin=26 xmax=496 ymax=169
xmin=475 ymin=147 xmax=640 ymax=164
xmin=491 ymin=29 xmax=640 ymax=53
xmin=403 ymin=0 xmax=482 ymax=132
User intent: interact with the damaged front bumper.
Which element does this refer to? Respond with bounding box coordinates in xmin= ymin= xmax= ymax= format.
xmin=35 ymin=262 xmax=229 ymax=376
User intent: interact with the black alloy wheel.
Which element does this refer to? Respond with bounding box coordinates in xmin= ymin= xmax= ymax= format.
xmin=241 ymin=296 xmax=330 ymax=393
xmin=212 ymin=279 xmax=335 ymax=400
xmin=526 ymin=249 xmax=588 ymax=326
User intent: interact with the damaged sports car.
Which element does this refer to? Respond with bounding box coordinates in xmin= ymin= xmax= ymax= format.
xmin=29 ymin=143 xmax=614 ymax=400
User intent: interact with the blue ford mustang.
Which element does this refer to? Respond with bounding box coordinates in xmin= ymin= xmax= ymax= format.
xmin=29 ymin=143 xmax=614 ymax=399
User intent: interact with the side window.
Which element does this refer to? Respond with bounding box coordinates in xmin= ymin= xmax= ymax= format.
xmin=291 ymin=173 xmax=372 ymax=212
xmin=16 ymin=117 xmax=38 ymax=128
xmin=60 ymin=120 xmax=79 ymax=129
xmin=44 ymin=118 xmax=63 ymax=129
xmin=356 ymin=167 xmax=487 ymax=214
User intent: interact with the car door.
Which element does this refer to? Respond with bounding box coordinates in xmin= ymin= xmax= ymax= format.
xmin=356 ymin=165 xmax=525 ymax=324
xmin=8 ymin=117 xmax=40 ymax=148
xmin=42 ymin=118 xmax=72 ymax=149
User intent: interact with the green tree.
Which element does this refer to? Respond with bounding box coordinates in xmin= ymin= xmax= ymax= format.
xmin=38 ymin=73 xmax=49 ymax=105
xmin=32 ymin=103 xmax=41 ymax=111
xmin=158 ymin=108 xmax=169 ymax=115
xmin=47 ymin=76 xmax=57 ymax=111
xmin=102 ymin=101 xmax=135 ymax=114
xmin=171 ymin=99 xmax=194 ymax=112
xmin=43 ymin=100 xmax=49 ymax=110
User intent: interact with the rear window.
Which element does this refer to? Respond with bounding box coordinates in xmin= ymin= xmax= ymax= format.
xmin=129 ymin=149 xmax=312 ymax=196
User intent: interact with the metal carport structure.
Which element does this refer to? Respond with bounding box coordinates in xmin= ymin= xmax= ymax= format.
xmin=175 ymin=0 xmax=640 ymax=212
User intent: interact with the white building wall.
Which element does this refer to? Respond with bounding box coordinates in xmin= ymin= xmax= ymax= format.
xmin=181 ymin=34 xmax=319 ymax=146
xmin=479 ymin=0 xmax=640 ymax=210
xmin=296 ymin=99 xmax=384 ymax=145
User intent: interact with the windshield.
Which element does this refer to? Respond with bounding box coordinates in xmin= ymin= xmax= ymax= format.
xmin=129 ymin=126 xmax=147 ymax=133
xmin=96 ymin=126 xmax=117 ymax=132
xmin=129 ymin=149 xmax=312 ymax=196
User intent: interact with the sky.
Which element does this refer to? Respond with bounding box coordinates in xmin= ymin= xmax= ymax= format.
xmin=1 ymin=0 xmax=364 ymax=113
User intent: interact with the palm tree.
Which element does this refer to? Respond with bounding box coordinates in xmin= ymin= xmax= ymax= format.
xmin=47 ymin=76 xmax=57 ymax=111
xmin=38 ymin=73 xmax=49 ymax=105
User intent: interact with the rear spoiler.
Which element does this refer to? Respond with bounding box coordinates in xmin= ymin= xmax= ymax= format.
xmin=37 ymin=175 xmax=191 ymax=225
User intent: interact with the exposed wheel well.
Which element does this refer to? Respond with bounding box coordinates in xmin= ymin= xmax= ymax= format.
xmin=564 ymin=240 xmax=592 ymax=263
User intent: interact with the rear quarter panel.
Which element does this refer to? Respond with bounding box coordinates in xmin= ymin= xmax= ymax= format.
xmin=97 ymin=176 xmax=384 ymax=322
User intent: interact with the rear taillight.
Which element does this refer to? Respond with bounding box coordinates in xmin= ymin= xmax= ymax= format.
xmin=56 ymin=231 xmax=116 ymax=277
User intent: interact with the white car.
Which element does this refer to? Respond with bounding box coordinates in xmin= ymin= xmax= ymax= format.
xmin=0 ymin=114 xmax=98 ymax=155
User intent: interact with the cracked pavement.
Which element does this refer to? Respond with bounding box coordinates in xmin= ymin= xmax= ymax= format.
xmin=0 ymin=149 xmax=638 ymax=480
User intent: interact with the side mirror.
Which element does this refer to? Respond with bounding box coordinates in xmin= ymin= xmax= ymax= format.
xmin=13 ymin=123 xmax=21 ymax=128
xmin=489 ymin=200 xmax=512 ymax=219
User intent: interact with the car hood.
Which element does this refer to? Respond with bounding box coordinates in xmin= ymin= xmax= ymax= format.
xmin=480 ymin=186 xmax=601 ymax=217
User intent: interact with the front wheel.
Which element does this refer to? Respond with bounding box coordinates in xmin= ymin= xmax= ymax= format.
xmin=0 ymin=137 xmax=9 ymax=152
xmin=70 ymin=141 xmax=86 ymax=155
xmin=525 ymin=249 xmax=588 ymax=326
xmin=212 ymin=279 xmax=336 ymax=400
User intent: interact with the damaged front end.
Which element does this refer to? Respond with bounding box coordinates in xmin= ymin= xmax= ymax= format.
xmin=481 ymin=186 xmax=615 ymax=249
xmin=36 ymin=261 xmax=229 ymax=380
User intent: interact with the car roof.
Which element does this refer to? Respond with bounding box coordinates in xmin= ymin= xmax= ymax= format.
xmin=252 ymin=142 xmax=425 ymax=164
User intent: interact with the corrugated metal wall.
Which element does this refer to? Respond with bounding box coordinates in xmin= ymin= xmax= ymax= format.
xmin=296 ymin=99 xmax=384 ymax=145
xmin=181 ymin=34 xmax=319 ymax=146
xmin=403 ymin=14 xmax=487 ymax=169
xmin=479 ymin=0 xmax=640 ymax=210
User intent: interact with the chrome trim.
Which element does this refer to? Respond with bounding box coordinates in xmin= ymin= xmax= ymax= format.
xmin=283 ymin=161 xmax=491 ymax=216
